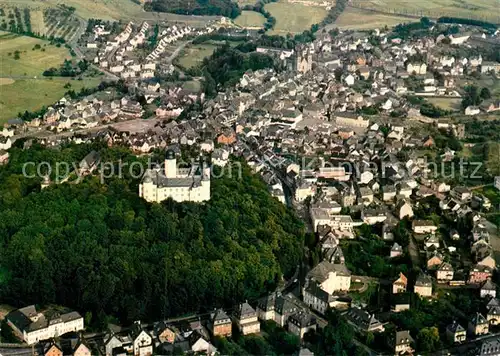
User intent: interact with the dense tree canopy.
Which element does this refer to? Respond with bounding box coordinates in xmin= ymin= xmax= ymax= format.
xmin=147 ymin=0 xmax=241 ymax=18
xmin=0 ymin=144 xmax=304 ymax=326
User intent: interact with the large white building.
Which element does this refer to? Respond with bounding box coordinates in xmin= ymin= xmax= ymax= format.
xmin=139 ymin=151 xmax=210 ymax=203
xmin=6 ymin=305 xmax=84 ymax=344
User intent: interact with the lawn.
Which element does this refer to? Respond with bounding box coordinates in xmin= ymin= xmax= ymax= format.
xmin=234 ymin=10 xmax=266 ymax=29
xmin=427 ymin=98 xmax=462 ymax=111
xmin=335 ymin=7 xmax=418 ymax=30
xmin=265 ymin=1 xmax=328 ymax=34
xmin=176 ymin=44 xmax=218 ymax=69
xmin=350 ymin=0 xmax=500 ymax=23
xmin=0 ymin=31 xmax=70 ymax=77
xmin=0 ymin=78 xmax=102 ymax=123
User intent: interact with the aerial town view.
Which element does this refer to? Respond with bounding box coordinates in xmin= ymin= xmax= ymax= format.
xmin=0 ymin=0 xmax=499 ymax=355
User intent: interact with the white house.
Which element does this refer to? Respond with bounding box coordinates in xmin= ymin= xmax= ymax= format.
xmin=6 ymin=306 xmax=84 ymax=345
xmin=305 ymin=261 xmax=351 ymax=294
xmin=494 ymin=176 xmax=500 ymax=191
xmin=465 ymin=106 xmax=481 ymax=116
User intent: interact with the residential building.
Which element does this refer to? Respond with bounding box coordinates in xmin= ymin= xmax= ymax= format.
xmin=412 ymin=220 xmax=438 ymax=234
xmin=131 ymin=321 xmax=153 ymax=356
xmin=414 ymin=273 xmax=433 ymax=297
xmin=446 ymin=321 xmax=466 ymax=343
xmin=479 ymin=338 xmax=500 ymax=356
xmin=288 ymin=311 xmax=316 ymax=339
xmin=392 ymin=273 xmax=408 ymax=294
xmin=469 ymin=313 xmax=489 ymax=336
xmin=234 ymin=302 xmax=260 ymax=335
xmin=305 ymin=261 xmax=351 ymax=294
xmin=390 ymin=243 xmax=403 ymax=258
xmin=436 ymin=262 xmax=454 ymax=282
xmin=344 ymin=307 xmax=385 ymax=333
xmin=481 ymin=280 xmax=497 ymax=299
xmin=391 ymin=330 xmax=414 ymax=355
xmin=6 ymin=306 xmax=84 ymax=345
xmin=210 ymin=309 xmax=232 ymax=337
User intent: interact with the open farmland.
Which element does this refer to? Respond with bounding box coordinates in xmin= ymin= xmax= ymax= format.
xmin=0 ymin=31 xmax=70 ymax=77
xmin=175 ymin=43 xmax=218 ymax=69
xmin=350 ymin=0 xmax=500 ymax=24
xmin=0 ymin=0 xmax=216 ymax=25
xmin=265 ymin=0 xmax=328 ymax=34
xmin=335 ymin=7 xmax=418 ymax=29
xmin=0 ymin=31 xmax=102 ymax=123
xmin=234 ymin=10 xmax=266 ymax=29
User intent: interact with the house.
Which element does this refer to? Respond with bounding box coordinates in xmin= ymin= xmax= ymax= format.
xmin=414 ymin=273 xmax=433 ymax=297
xmin=391 ymin=294 xmax=410 ymax=313
xmin=188 ymin=331 xmax=218 ymax=355
xmin=469 ymin=264 xmax=493 ymax=284
xmin=407 ymin=62 xmax=427 ymax=75
xmin=392 ymin=273 xmax=408 ymax=294
xmin=396 ymin=200 xmax=413 ymax=219
xmin=436 ymin=262 xmax=454 ymax=282
xmin=344 ymin=307 xmax=385 ymax=333
xmin=305 ymin=261 xmax=351 ymax=294
xmin=412 ymin=220 xmax=438 ymax=234
xmin=425 ymin=235 xmax=440 ymax=249
xmin=234 ymin=302 xmax=260 ymax=335
xmin=155 ymin=322 xmax=178 ymax=344
xmin=6 ymin=306 xmax=84 ymax=345
xmin=479 ymin=338 xmax=500 ymax=356
xmin=390 ymin=243 xmax=403 ymax=258
xmin=79 ymin=150 xmax=100 ymax=175
xmin=104 ymin=333 xmax=132 ymax=356
xmin=481 ymin=280 xmax=497 ymax=299
xmin=391 ymin=330 xmax=414 ymax=355
xmin=287 ymin=311 xmax=317 ymax=339
xmin=427 ymin=252 xmax=444 ymax=270
xmin=469 ymin=313 xmax=489 ymax=336
xmin=39 ymin=341 xmax=63 ymax=356
xmin=131 ymin=321 xmax=153 ymax=356
xmin=451 ymin=186 xmax=472 ymax=202
xmin=481 ymin=61 xmax=500 ymax=74
xmin=446 ymin=321 xmax=466 ymax=343
xmin=382 ymin=185 xmax=397 ymax=202
xmin=495 ymin=176 xmax=500 ymax=191
xmin=465 ymin=106 xmax=481 ymax=116
xmin=487 ymin=303 xmax=500 ymax=326
xmin=210 ymin=309 xmax=232 ymax=337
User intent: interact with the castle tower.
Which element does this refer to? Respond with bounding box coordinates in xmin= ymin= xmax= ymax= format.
xmin=164 ymin=150 xmax=177 ymax=178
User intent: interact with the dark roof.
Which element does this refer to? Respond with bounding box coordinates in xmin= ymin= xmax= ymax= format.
xmin=235 ymin=302 xmax=256 ymax=320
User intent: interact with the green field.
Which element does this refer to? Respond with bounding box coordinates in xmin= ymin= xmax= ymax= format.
xmin=427 ymin=98 xmax=462 ymax=111
xmin=0 ymin=31 xmax=71 ymax=77
xmin=176 ymin=43 xmax=218 ymax=69
xmin=0 ymin=78 xmax=102 ymax=123
xmin=265 ymin=1 xmax=328 ymax=34
xmin=0 ymin=0 xmax=215 ymax=24
xmin=234 ymin=10 xmax=266 ymax=29
xmin=335 ymin=7 xmax=418 ymax=29
xmin=0 ymin=31 xmax=101 ymax=123
xmin=350 ymin=0 xmax=500 ymax=24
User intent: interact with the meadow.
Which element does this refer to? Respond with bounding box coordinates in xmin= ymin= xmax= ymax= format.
xmin=265 ymin=0 xmax=328 ymax=34
xmin=0 ymin=31 xmax=70 ymax=77
xmin=0 ymin=0 xmax=216 ymax=24
xmin=335 ymin=7 xmax=418 ymax=30
xmin=176 ymin=43 xmax=219 ymax=69
xmin=0 ymin=31 xmax=101 ymax=123
xmin=350 ymin=0 xmax=500 ymax=24
xmin=234 ymin=10 xmax=266 ymax=29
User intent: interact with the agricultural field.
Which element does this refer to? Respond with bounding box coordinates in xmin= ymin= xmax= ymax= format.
xmin=350 ymin=0 xmax=500 ymax=24
xmin=0 ymin=31 xmax=101 ymax=123
xmin=175 ymin=43 xmax=218 ymax=69
xmin=335 ymin=7 xmax=418 ymax=30
xmin=234 ymin=10 xmax=266 ymax=29
xmin=265 ymin=0 xmax=328 ymax=34
xmin=0 ymin=31 xmax=70 ymax=77
xmin=0 ymin=78 xmax=102 ymax=123
xmin=0 ymin=0 xmax=216 ymax=25
xmin=43 ymin=7 xmax=81 ymax=41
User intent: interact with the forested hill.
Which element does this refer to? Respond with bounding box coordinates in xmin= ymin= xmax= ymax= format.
xmin=0 ymin=144 xmax=304 ymax=327
xmin=147 ymin=0 xmax=241 ymax=18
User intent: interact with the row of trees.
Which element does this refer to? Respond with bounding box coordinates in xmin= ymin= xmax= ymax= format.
xmin=461 ymin=85 xmax=491 ymax=109
xmin=242 ymin=0 xmax=278 ymax=32
xmin=0 ymin=144 xmax=304 ymax=327
xmin=146 ymin=0 xmax=241 ymax=18
xmin=43 ymin=59 xmax=90 ymax=77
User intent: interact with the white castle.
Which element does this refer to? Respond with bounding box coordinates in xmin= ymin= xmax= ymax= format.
xmin=139 ymin=151 xmax=211 ymax=203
